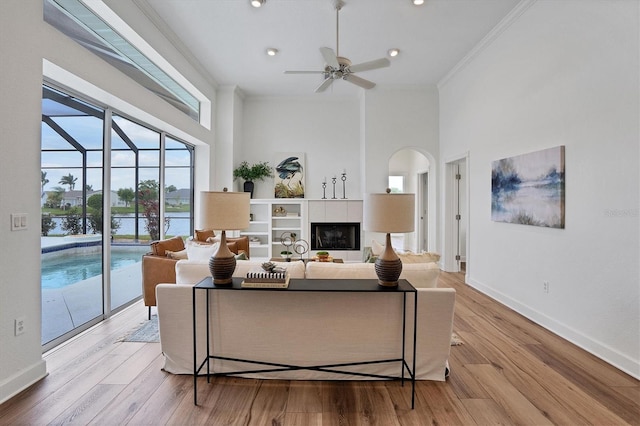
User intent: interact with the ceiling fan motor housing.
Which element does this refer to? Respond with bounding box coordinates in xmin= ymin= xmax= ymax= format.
xmin=324 ymin=56 xmax=352 ymax=79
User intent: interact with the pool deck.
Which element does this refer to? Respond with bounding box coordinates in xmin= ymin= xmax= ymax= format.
xmin=41 ymin=236 xmax=147 ymax=345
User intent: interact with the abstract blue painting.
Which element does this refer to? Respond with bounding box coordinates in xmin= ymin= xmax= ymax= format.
xmin=492 ymin=146 xmax=565 ymax=228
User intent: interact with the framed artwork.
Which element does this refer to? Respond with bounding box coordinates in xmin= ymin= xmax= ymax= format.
xmin=491 ymin=146 xmax=565 ymax=228
xmin=274 ymin=153 xmax=305 ymax=198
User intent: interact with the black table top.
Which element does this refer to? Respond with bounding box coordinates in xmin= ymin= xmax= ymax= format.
xmin=194 ymin=277 xmax=416 ymax=293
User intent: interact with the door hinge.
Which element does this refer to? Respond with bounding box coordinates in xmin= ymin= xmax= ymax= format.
xmin=455 ymin=255 xmax=461 ymax=261
xmin=455 ymin=214 xmax=461 ymax=220
xmin=455 ymin=173 xmax=461 ymax=180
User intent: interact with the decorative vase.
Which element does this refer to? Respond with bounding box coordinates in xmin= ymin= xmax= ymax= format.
xmin=243 ymin=181 xmax=254 ymax=198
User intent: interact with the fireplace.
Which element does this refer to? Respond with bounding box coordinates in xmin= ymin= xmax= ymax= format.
xmin=310 ymin=222 xmax=361 ymax=251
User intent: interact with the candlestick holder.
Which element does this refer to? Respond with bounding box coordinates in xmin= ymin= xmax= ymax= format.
xmin=331 ymin=177 xmax=337 ymax=199
xmin=341 ymin=172 xmax=347 ymax=199
xmin=321 ymin=181 xmax=327 ymax=199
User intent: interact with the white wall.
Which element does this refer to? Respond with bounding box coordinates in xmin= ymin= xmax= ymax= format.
xmin=240 ymin=97 xmax=361 ymax=200
xmin=439 ymin=0 xmax=639 ymax=377
xmin=0 ymin=0 xmax=216 ymax=403
xmin=0 ymin=0 xmax=48 ymax=403
xmin=216 ymin=86 xmax=243 ymax=191
xmin=362 ymin=88 xmax=439 ymax=193
xmin=362 ymin=87 xmax=440 ymax=253
xmin=236 ymin=90 xmax=440 ymax=254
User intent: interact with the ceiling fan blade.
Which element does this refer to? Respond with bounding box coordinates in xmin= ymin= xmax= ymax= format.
xmin=343 ymin=74 xmax=376 ymax=90
xmin=284 ymin=70 xmax=326 ymax=74
xmin=315 ymin=77 xmax=334 ymax=93
xmin=347 ymin=57 xmax=391 ymax=73
xmin=320 ymin=47 xmax=339 ymax=69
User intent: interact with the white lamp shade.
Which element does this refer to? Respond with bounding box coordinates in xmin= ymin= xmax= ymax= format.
xmin=363 ymin=193 xmax=415 ymax=233
xmin=198 ymin=191 xmax=250 ymax=231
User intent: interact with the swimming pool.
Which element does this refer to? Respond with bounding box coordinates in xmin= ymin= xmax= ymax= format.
xmin=41 ymin=247 xmax=147 ymax=289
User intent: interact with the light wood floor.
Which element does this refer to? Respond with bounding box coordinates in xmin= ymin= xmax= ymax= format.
xmin=1 ymin=272 xmax=638 ymax=425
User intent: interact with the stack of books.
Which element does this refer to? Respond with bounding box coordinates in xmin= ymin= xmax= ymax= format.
xmin=241 ymin=271 xmax=290 ymax=288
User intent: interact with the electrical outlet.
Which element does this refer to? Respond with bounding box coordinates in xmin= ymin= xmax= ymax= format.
xmin=14 ymin=317 xmax=25 ymax=336
xmin=543 ymin=281 xmax=550 ymax=294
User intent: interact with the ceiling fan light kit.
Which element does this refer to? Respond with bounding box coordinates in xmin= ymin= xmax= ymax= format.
xmin=284 ymin=0 xmax=390 ymax=93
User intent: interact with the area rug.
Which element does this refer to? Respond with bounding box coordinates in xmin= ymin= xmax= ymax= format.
xmin=118 ymin=317 xmax=461 ymax=346
xmin=118 ymin=315 xmax=159 ymax=343
xmin=451 ymin=332 xmax=463 ymax=346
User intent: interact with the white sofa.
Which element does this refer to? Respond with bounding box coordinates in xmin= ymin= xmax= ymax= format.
xmin=156 ymin=259 xmax=455 ymax=381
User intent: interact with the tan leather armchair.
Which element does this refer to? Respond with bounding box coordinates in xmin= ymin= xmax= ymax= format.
xmin=142 ymin=234 xmax=250 ymax=319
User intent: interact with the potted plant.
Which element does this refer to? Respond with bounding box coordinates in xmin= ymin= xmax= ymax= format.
xmin=233 ymin=161 xmax=273 ymax=198
xmin=316 ymin=251 xmax=330 ymax=262
xmin=280 ymin=250 xmax=293 ymax=261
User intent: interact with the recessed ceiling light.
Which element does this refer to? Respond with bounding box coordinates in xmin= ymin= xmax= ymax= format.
xmin=413 ymin=0 xmax=425 ymax=5
xmin=251 ymin=0 xmax=265 ymax=7
xmin=266 ymin=48 xmax=278 ymax=56
xmin=388 ymin=48 xmax=400 ymax=58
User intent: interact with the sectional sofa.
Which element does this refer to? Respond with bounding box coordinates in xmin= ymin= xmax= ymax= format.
xmin=155 ymin=258 xmax=456 ymax=382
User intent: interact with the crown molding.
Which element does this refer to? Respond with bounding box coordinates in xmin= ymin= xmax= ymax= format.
xmin=437 ymin=0 xmax=536 ymax=90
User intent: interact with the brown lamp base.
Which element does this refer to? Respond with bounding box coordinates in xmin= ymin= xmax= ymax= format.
xmin=374 ymin=257 xmax=403 ymax=287
xmin=373 ymin=233 xmax=404 ymax=287
xmin=209 ymin=230 xmax=236 ymax=285
xmin=209 ymin=255 xmax=236 ymax=285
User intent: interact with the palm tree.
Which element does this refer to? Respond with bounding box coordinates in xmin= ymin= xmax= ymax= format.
xmin=41 ymin=171 xmax=49 ymax=197
xmin=59 ymin=173 xmax=77 ymax=191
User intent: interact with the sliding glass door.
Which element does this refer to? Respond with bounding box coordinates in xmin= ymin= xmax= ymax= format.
xmin=41 ymin=85 xmax=194 ymax=349
xmin=41 ymin=87 xmax=106 ymax=347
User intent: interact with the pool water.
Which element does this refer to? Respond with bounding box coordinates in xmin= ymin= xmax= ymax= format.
xmin=41 ymin=249 xmax=146 ymax=289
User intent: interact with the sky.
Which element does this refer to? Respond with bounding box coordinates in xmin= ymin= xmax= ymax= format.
xmin=41 ymin=113 xmax=192 ymax=193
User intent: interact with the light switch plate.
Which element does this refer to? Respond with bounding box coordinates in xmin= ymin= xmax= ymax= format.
xmin=11 ymin=213 xmax=27 ymax=231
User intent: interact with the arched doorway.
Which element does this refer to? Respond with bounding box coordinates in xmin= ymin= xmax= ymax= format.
xmin=388 ymin=148 xmax=436 ymax=253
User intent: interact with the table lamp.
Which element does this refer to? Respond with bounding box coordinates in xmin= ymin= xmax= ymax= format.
xmin=199 ymin=189 xmax=250 ymax=285
xmin=363 ymin=189 xmax=415 ymax=287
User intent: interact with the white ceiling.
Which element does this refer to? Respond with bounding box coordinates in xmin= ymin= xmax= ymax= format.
xmin=139 ymin=0 xmax=521 ymax=97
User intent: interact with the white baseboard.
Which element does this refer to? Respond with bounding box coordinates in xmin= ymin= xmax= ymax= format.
xmin=468 ymin=277 xmax=640 ymax=380
xmin=0 ymin=359 xmax=47 ymax=405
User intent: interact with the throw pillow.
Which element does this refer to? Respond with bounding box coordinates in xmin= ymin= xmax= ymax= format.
xmin=227 ymin=241 xmax=238 ymax=254
xmin=166 ymin=249 xmax=188 ymax=260
xmin=371 ymin=239 xmax=385 ymax=256
xmin=186 ymin=241 xmax=220 ymax=261
xmin=150 ymin=235 xmax=185 ymax=256
xmin=206 ymin=235 xmax=222 ymax=244
xmin=194 ymin=229 xmax=215 ymax=242
xmin=362 ymin=246 xmax=374 ymax=262
xmin=235 ymin=252 xmax=248 ymax=260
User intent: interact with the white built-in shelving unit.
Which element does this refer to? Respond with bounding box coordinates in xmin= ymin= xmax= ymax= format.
xmin=242 ymin=199 xmax=363 ymax=262
xmin=241 ymin=199 xmax=307 ymax=260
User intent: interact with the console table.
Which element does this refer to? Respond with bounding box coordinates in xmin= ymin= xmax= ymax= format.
xmin=192 ymin=277 xmax=417 ymax=408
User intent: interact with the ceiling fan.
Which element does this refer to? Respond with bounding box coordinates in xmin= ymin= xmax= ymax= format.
xmin=284 ymin=0 xmax=390 ymax=93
